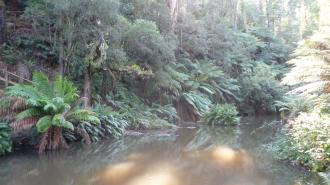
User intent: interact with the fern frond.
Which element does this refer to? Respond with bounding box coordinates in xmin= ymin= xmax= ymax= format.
xmin=11 ymin=98 xmax=28 ymax=111
xmin=32 ymin=72 xmax=53 ymax=98
xmin=182 ymin=92 xmax=212 ymax=115
xmin=67 ymin=109 xmax=101 ymax=124
xmin=11 ymin=117 xmax=38 ymax=132
xmin=16 ymin=108 xmax=43 ymax=121
xmin=54 ymin=75 xmax=78 ymax=103
xmin=5 ymin=85 xmax=43 ymax=106
xmin=0 ymin=97 xmax=29 ymax=121
xmin=36 ymin=115 xmax=52 ymax=133
xmin=0 ymin=97 xmax=14 ymax=109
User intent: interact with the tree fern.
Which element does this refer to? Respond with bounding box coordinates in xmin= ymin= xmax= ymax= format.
xmin=0 ymin=72 xmax=100 ymax=153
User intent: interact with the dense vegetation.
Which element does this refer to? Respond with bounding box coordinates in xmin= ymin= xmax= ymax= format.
xmin=273 ymin=28 xmax=330 ymax=172
xmin=0 ymin=122 xmax=11 ymax=155
xmin=0 ymin=0 xmax=328 ymax=175
xmin=201 ymin=104 xmax=239 ymax=126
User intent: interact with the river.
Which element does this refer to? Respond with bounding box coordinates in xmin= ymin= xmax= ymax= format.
xmin=0 ymin=116 xmax=326 ymax=185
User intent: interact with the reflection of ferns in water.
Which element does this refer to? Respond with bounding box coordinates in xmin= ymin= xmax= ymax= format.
xmin=251 ymin=120 xmax=281 ymax=143
xmin=185 ymin=126 xmax=240 ymax=151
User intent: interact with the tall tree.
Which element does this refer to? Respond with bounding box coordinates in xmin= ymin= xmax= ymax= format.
xmin=166 ymin=0 xmax=178 ymax=31
xmin=0 ymin=0 xmax=5 ymax=44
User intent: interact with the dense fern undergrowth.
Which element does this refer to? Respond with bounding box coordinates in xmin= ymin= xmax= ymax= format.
xmin=0 ymin=0 xmax=329 ymax=174
xmin=271 ymin=32 xmax=330 ymax=173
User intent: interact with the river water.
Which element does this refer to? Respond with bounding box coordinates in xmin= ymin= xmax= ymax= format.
xmin=0 ymin=116 xmax=326 ymax=185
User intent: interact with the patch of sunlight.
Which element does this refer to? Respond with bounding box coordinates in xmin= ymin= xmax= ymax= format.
xmin=206 ymin=146 xmax=253 ymax=168
xmin=97 ymin=161 xmax=138 ymax=185
xmin=125 ymin=162 xmax=181 ymax=185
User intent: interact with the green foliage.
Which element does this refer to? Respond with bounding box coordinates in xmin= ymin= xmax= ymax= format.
xmin=150 ymin=104 xmax=179 ymax=124
xmin=65 ymin=113 xmax=128 ymax=143
xmin=5 ymin=0 xmax=294 ymax=124
xmin=201 ymin=104 xmax=240 ymax=126
xmin=181 ymin=91 xmax=212 ymax=116
xmin=240 ymin=63 xmax=284 ymax=113
xmin=1 ymin=72 xmax=100 ymax=152
xmin=275 ymin=95 xmax=314 ymax=118
xmin=0 ymin=122 xmax=11 ymax=156
xmin=124 ymin=19 xmax=175 ymax=70
xmin=5 ymin=73 xmax=100 ymax=133
xmin=271 ymin=112 xmax=330 ymax=172
xmin=103 ymin=85 xmax=176 ymax=129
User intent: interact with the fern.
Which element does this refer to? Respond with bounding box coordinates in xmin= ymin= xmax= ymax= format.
xmin=0 ymin=122 xmax=12 ymax=156
xmin=182 ymin=91 xmax=212 ymax=115
xmin=16 ymin=108 xmax=43 ymax=121
xmin=202 ymin=104 xmax=240 ymax=126
xmin=36 ymin=115 xmax=52 ymax=133
xmin=67 ymin=109 xmax=100 ymax=125
xmin=32 ymin=72 xmax=54 ymax=99
xmin=1 ymin=72 xmax=100 ymax=153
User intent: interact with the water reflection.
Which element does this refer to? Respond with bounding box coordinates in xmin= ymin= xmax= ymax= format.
xmin=0 ymin=116 xmax=325 ymax=185
xmin=203 ymin=146 xmax=253 ymax=168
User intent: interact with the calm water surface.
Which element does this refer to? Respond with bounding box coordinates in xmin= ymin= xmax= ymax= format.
xmin=0 ymin=117 xmax=326 ymax=185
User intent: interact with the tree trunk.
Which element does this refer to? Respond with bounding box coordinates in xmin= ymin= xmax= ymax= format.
xmin=58 ymin=14 xmax=65 ymax=78
xmin=83 ymin=64 xmax=92 ymax=108
xmin=265 ymin=0 xmax=271 ymax=29
xmin=166 ymin=0 xmax=179 ymax=31
xmin=258 ymin=0 xmax=265 ymax=25
xmin=233 ymin=0 xmax=241 ymax=30
xmin=0 ymin=0 xmax=5 ymax=44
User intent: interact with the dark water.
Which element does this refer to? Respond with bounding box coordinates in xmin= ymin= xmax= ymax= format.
xmin=0 ymin=116 xmax=326 ymax=185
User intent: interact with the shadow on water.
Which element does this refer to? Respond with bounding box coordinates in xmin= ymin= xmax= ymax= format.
xmin=0 ymin=116 xmax=326 ymax=185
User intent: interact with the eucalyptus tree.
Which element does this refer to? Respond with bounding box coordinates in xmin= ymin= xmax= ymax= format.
xmin=0 ymin=0 xmax=5 ymax=44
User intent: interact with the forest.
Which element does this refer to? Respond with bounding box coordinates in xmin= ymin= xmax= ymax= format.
xmin=0 ymin=0 xmax=329 ymax=185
